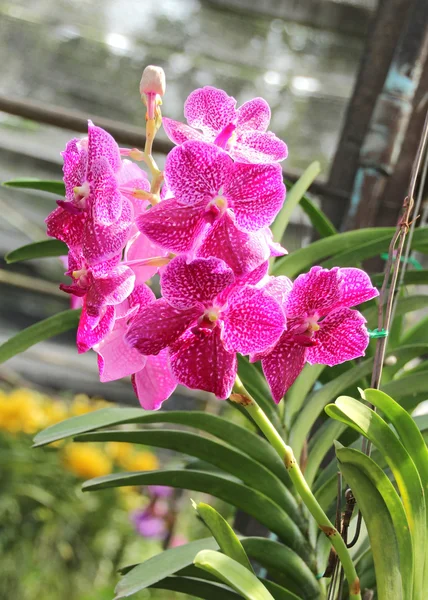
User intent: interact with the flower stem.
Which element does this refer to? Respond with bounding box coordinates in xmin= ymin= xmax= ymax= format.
xmin=232 ymin=376 xmax=361 ymax=600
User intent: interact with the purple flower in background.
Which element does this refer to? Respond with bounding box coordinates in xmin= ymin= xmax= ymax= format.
xmin=131 ymin=508 xmax=167 ymax=540
xmin=254 ymin=267 xmax=379 ymax=403
xmin=126 ymin=256 xmax=285 ymax=398
xmin=163 ymin=86 xmax=288 ymax=163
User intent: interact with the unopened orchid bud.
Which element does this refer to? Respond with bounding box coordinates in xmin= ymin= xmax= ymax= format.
xmin=140 ymin=65 xmax=166 ymax=98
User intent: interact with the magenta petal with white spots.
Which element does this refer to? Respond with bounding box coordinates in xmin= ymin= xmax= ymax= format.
xmin=285 ymin=267 xmax=343 ymax=319
xmin=165 ymin=141 xmax=232 ymax=206
xmin=224 ymin=162 xmax=285 ymax=231
xmin=162 ymin=118 xmax=205 ymax=145
xmin=90 ymin=157 xmax=123 ymax=226
xmin=96 ymin=324 xmax=147 ymax=382
xmin=263 ymin=275 xmax=293 ymax=307
xmin=132 ymin=350 xmax=177 ymax=410
xmin=307 ymin=307 xmax=369 ymax=367
xmin=197 ymin=212 xmax=271 ymax=277
xmin=86 ymin=121 xmax=121 ymax=179
xmin=221 ymin=286 xmax=285 ymax=354
xmin=236 ymin=98 xmax=270 ymax=132
xmin=126 ymin=298 xmax=202 ymax=356
xmin=83 ymin=196 xmax=133 ymax=265
xmin=61 ymin=138 xmax=88 ymax=202
xmin=46 ymin=207 xmax=85 ymax=248
xmin=137 ymin=198 xmax=207 ymax=253
xmin=77 ymin=303 xmax=115 ymax=354
xmin=170 ymin=327 xmax=237 ymax=399
xmin=184 ymin=87 xmax=237 ymax=137
xmin=85 ymin=265 xmax=135 ymax=317
xmin=261 ymin=333 xmax=307 ymax=403
xmin=233 ymin=131 xmax=288 ymax=164
xmin=337 ymin=268 xmax=379 ymax=308
xmin=161 ymin=256 xmax=234 ymax=310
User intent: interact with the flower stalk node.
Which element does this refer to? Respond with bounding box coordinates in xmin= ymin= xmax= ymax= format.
xmin=229 ymin=393 xmax=254 ymax=406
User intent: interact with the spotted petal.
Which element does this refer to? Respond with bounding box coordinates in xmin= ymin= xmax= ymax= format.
xmin=307 ymin=307 xmax=369 ymax=367
xmin=137 ymin=198 xmax=207 ymax=253
xmin=162 ymin=117 xmax=205 ymax=145
xmin=86 ymin=121 xmax=121 ymax=178
xmin=76 ymin=303 xmax=115 ymax=353
xmin=197 ymin=212 xmax=271 ymax=277
xmin=126 ymin=298 xmax=202 ymax=355
xmin=170 ymin=326 xmax=237 ymax=399
xmin=46 ymin=206 xmax=85 ymax=248
xmin=232 ymin=131 xmax=288 ymax=164
xmin=285 ymin=267 xmax=342 ymax=319
xmin=164 ymin=141 xmax=232 ymax=206
xmin=90 ymin=157 xmax=123 ymax=226
xmin=132 ymin=350 xmax=177 ymax=410
xmin=261 ymin=333 xmax=307 ymax=403
xmin=236 ymin=98 xmax=270 ymax=132
xmin=161 ymin=256 xmax=234 ymax=310
xmin=184 ymin=87 xmax=237 ymax=137
xmin=85 ymin=265 xmax=135 ymax=317
xmin=337 ymin=268 xmax=379 ymax=308
xmin=225 ymin=162 xmax=285 ymax=231
xmin=61 ymin=138 xmax=88 ymax=202
xmin=221 ymin=286 xmax=285 ymax=354
xmin=263 ymin=275 xmax=293 ymax=307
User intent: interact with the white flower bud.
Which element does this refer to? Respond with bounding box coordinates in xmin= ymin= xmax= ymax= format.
xmin=140 ymin=65 xmax=166 ymax=97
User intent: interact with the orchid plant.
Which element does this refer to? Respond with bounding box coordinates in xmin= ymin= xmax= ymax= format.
xmin=2 ymin=65 xmax=428 ymax=600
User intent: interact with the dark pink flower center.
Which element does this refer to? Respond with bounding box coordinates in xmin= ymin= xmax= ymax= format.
xmin=213 ymin=123 xmax=237 ymax=150
xmin=288 ymin=314 xmax=320 ymax=347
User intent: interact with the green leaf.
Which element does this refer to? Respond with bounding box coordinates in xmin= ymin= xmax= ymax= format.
xmin=150 ymin=575 xmax=242 ymax=600
xmin=114 ymin=537 xmax=219 ymax=598
xmin=305 ymin=419 xmax=346 ymax=487
xmin=363 ymin=295 xmax=428 ymax=329
xmin=289 ymin=344 xmax=428 ymax=462
xmin=401 ymin=314 xmax=428 ymax=346
xmin=241 ymin=537 xmax=320 ymax=600
xmin=193 ymin=502 xmax=254 ymax=572
xmin=336 ymin=445 xmax=413 ymax=600
xmin=272 ymin=228 xmax=394 ymax=277
xmin=326 ymin=396 xmax=425 ymax=597
xmin=284 ymin=364 xmax=325 ymax=430
xmin=2 ymin=178 xmax=66 ymax=195
xmin=336 ymin=457 xmax=404 ymax=600
xmin=271 ymin=162 xmax=321 ymax=243
xmin=76 ymin=428 xmax=300 ymax=522
xmin=34 ymin=409 xmax=288 ymax=485
xmin=371 ymin=270 xmax=428 ymax=287
xmin=0 ymin=309 xmax=81 ymax=364
xmin=5 ymin=239 xmax=68 ymax=264
xmin=299 ymin=196 xmax=337 ymax=238
xmin=83 ymin=469 xmax=311 ymax=560
xmin=382 ymin=372 xmax=428 ymax=411
xmin=194 ymin=550 xmax=275 ymax=600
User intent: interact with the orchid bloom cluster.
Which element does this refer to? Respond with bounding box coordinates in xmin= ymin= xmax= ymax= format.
xmin=46 ymin=66 xmax=379 ymax=410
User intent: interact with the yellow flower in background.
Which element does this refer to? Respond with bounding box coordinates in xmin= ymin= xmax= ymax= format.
xmin=106 ymin=441 xmax=135 ymax=464
xmin=70 ymin=394 xmax=110 ymax=416
xmin=41 ymin=399 xmax=68 ymax=427
xmin=0 ymin=388 xmax=45 ymax=434
xmin=62 ymin=444 xmax=112 ymax=479
xmin=124 ymin=451 xmax=160 ymax=472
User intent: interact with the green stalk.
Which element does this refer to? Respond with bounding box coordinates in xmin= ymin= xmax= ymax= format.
xmin=232 ymin=376 xmax=361 ymax=600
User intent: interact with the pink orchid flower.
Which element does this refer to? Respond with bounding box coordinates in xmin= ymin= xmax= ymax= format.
xmin=137 ymin=140 xmax=286 ymax=276
xmin=163 ymin=86 xmax=288 ymax=163
xmin=253 ymin=267 xmax=379 ymax=403
xmin=93 ymin=280 xmax=177 ymax=410
xmin=126 ymin=256 xmax=285 ymax=399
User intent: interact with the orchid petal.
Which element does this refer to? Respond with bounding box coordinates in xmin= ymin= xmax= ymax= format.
xmin=170 ymin=326 xmax=236 ymax=399
xmin=261 ymin=334 xmax=307 ymax=403
xmin=232 ymin=131 xmax=288 ymax=163
xmin=61 ymin=138 xmax=88 ymax=202
xmin=86 ymin=121 xmax=121 ymax=178
xmin=263 ymin=275 xmax=293 ymax=307
xmin=236 ymin=98 xmax=271 ymax=132
xmin=225 ymin=163 xmax=285 ymax=231
xmin=338 ymin=268 xmax=379 ymax=308
xmin=95 ymin=325 xmax=147 ymax=382
xmin=184 ymin=87 xmax=237 ymax=136
xmin=162 ymin=117 xmax=205 ymax=145
xmin=307 ymin=307 xmax=369 ymax=367
xmin=46 ymin=207 xmax=85 ymax=248
xmin=137 ymin=198 xmax=207 ymax=253
xmin=125 ymin=231 xmax=169 ymax=282
xmin=90 ymin=157 xmax=123 ymax=226
xmin=221 ymin=286 xmax=285 ymax=354
xmin=197 ymin=212 xmax=270 ymax=278
xmin=285 ymin=267 xmax=343 ymax=319
xmin=126 ymin=298 xmax=202 ymax=355
xmin=164 ymin=141 xmax=232 ymax=205
xmin=77 ymin=303 xmax=115 ymax=353
xmin=161 ymin=256 xmax=234 ymax=310
xmin=132 ymin=350 xmax=177 ymax=410
xmin=85 ymin=265 xmax=135 ymax=317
